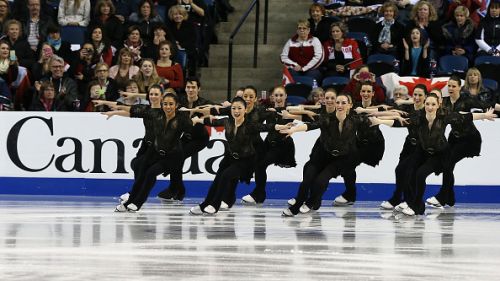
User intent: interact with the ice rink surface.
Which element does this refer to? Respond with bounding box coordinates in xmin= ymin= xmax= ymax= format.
xmin=1 ymin=195 xmax=500 ymax=281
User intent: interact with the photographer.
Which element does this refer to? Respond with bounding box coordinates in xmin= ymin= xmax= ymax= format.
xmin=71 ymin=43 xmax=98 ymax=103
xmin=342 ymin=65 xmax=386 ymax=103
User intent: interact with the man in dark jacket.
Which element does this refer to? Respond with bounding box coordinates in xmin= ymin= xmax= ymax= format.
xmin=20 ymin=0 xmax=55 ymax=53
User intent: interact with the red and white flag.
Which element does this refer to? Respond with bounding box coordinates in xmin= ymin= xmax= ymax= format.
xmin=282 ymin=66 xmax=295 ymax=86
xmin=380 ymin=73 xmax=459 ymax=99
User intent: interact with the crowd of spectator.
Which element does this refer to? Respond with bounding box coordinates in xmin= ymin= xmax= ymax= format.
xmin=281 ymin=0 xmax=500 ymax=104
xmin=0 ymin=0 xmax=235 ymax=111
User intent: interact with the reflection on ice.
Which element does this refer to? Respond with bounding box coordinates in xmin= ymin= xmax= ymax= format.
xmin=0 ymin=196 xmax=500 ymax=280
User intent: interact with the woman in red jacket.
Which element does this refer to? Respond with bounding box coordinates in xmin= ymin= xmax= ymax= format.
xmin=322 ymin=22 xmax=362 ymax=78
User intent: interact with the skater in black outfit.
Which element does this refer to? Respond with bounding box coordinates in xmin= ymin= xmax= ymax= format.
xmin=106 ymin=89 xmax=194 ymax=212
xmin=94 ymin=81 xmax=163 ymax=204
xmin=157 ymin=77 xmax=214 ymax=201
xmin=241 ymin=86 xmax=297 ymax=204
xmin=280 ymin=93 xmax=387 ymax=216
xmin=189 ymin=97 xmax=288 ymax=215
xmin=426 ymin=75 xmax=499 ymax=208
xmin=380 ymin=84 xmax=427 ymax=210
xmin=373 ymin=93 xmax=496 ymax=216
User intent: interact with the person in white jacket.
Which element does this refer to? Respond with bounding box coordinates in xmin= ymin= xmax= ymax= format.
xmin=280 ymin=19 xmax=324 ymax=82
xmin=58 ymin=0 xmax=91 ymax=27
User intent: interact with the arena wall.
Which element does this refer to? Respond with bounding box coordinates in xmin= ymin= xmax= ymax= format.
xmin=1 ymin=112 xmax=500 ymax=202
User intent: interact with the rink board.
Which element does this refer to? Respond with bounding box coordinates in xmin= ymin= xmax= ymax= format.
xmin=1 ymin=112 xmax=499 ymax=202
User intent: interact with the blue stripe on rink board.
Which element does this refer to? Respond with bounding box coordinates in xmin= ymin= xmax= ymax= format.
xmin=1 ymin=177 xmax=500 ymax=203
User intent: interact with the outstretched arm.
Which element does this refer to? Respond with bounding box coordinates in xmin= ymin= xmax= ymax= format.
xmin=472 ymin=108 xmax=497 ymax=121
xmin=101 ymin=110 xmax=130 ymax=119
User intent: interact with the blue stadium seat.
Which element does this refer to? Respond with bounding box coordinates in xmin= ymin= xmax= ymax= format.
xmin=482 ymin=78 xmax=498 ymax=92
xmin=474 ymin=56 xmax=500 ymax=66
xmin=286 ymin=95 xmax=307 ymax=105
xmin=285 ymin=83 xmax=312 ymax=99
xmin=61 ymin=26 xmax=86 ymax=46
xmin=474 ymin=56 xmax=500 ymax=82
xmin=437 ymin=55 xmax=469 ymax=76
xmin=293 ymin=76 xmax=314 ymax=87
xmin=322 ymin=76 xmax=349 ymax=88
xmin=367 ymin=54 xmax=396 ymax=76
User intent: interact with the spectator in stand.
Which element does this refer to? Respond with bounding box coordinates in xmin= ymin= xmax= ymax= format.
xmin=461 ymin=67 xmax=497 ymax=106
xmin=1 ymin=20 xmax=36 ymax=68
xmin=81 ymin=63 xmax=118 ymax=111
xmin=133 ymin=58 xmax=165 ymax=96
xmin=109 ymin=48 xmax=140 ymax=90
xmin=0 ymin=41 xmax=20 ymax=91
xmin=29 ymin=81 xmax=64 ymax=111
xmin=308 ymin=3 xmax=336 ymax=43
xmin=343 ymin=64 xmax=386 ymax=103
xmin=446 ymin=0 xmax=483 ymax=27
xmin=401 ymin=27 xmax=431 ymax=78
xmin=115 ymin=80 xmax=149 ymax=105
xmin=94 ymin=62 xmax=119 ymax=101
xmin=88 ymin=25 xmax=115 ymax=66
xmin=167 ymin=5 xmax=198 ymax=77
xmin=168 ymin=0 xmax=207 ymax=66
xmin=405 ymin=0 xmax=444 ymax=59
xmin=142 ymin=23 xmax=178 ymax=62
xmin=321 ymin=21 xmax=362 ymax=78
xmin=128 ymin=0 xmax=164 ymax=42
xmin=38 ymin=55 xmax=79 ymax=111
xmin=12 ymin=0 xmax=53 ymax=20
xmin=43 ymin=24 xmax=73 ymax=63
xmin=156 ymin=40 xmax=184 ymax=90
xmin=71 ymin=42 xmax=98 ymax=100
xmin=58 ymin=0 xmax=91 ymax=27
xmin=90 ymin=0 xmax=124 ymax=48
xmin=442 ymin=5 xmax=476 ymax=62
xmin=306 ymin=87 xmax=325 ymax=105
xmin=0 ymin=0 xmax=11 ymax=31
xmin=475 ymin=1 xmax=500 ymax=56
xmin=374 ymin=2 xmax=404 ymax=59
xmin=281 ymin=19 xmax=324 ymax=82
xmin=20 ymin=0 xmax=55 ymax=52
xmin=83 ymin=80 xmax=108 ymax=112
xmin=31 ymin=42 xmax=55 ymax=82
xmin=123 ymin=25 xmax=149 ymax=63
xmin=388 ymin=84 xmax=410 ymax=105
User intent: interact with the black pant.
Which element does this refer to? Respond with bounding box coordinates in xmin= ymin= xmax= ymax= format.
xmin=290 ymin=153 xmax=358 ymax=215
xmin=407 ymin=149 xmax=452 ymax=215
xmin=434 ymin=134 xmax=481 ymax=206
xmin=199 ymin=155 xmax=253 ymax=212
xmin=126 ymin=148 xmax=183 ymax=210
xmin=159 ymin=136 xmax=209 ymax=198
xmin=388 ymin=151 xmax=417 ymax=206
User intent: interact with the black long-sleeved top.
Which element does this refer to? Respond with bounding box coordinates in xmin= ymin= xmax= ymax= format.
xmin=395 ymin=105 xmax=424 ymax=146
xmin=131 ymin=106 xmax=192 ymax=153
xmin=442 ymin=95 xmax=485 ymax=138
xmin=407 ymin=111 xmax=473 ymax=153
xmin=130 ymin=105 xmax=163 ymax=146
xmin=306 ymin=112 xmax=370 ymax=156
xmin=204 ymin=117 xmax=274 ymax=159
xmin=353 ymin=101 xmax=385 ymax=144
xmin=213 ymin=105 xmax=272 ymax=144
xmin=263 ymin=107 xmax=294 ymax=144
xmin=179 ymin=95 xmax=213 ymax=139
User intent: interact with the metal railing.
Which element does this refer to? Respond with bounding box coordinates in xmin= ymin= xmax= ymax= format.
xmin=227 ymin=0 xmax=269 ymax=100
